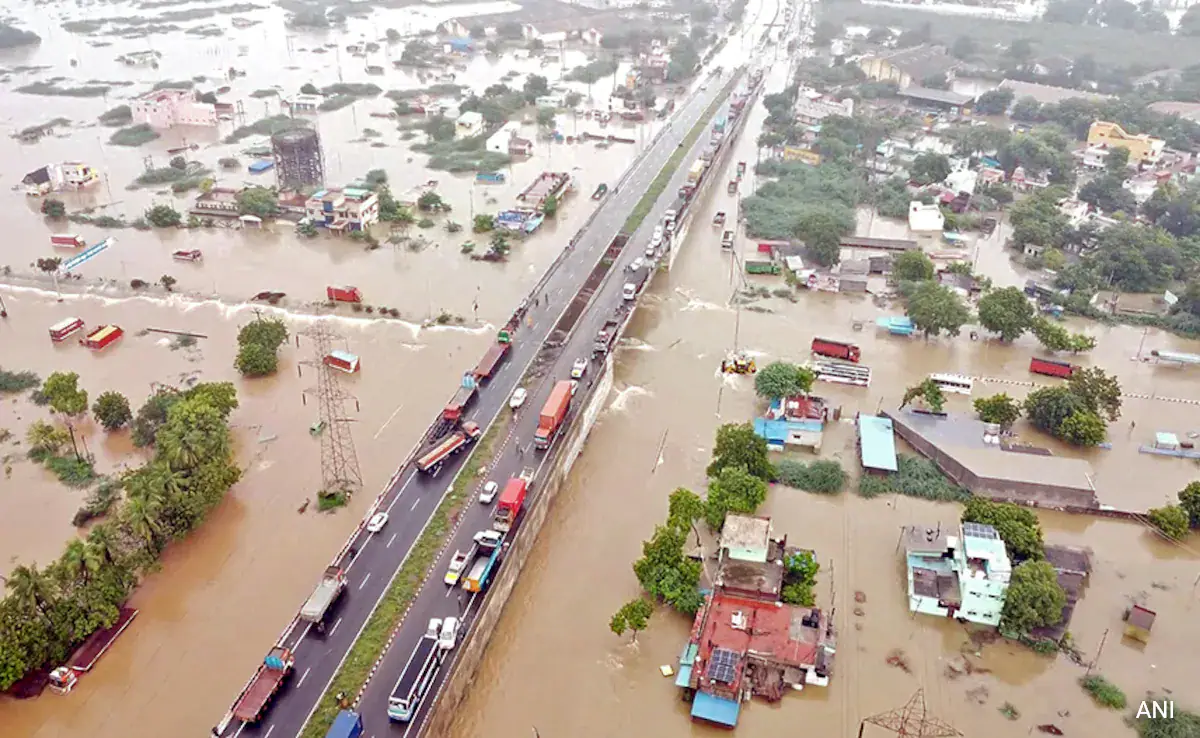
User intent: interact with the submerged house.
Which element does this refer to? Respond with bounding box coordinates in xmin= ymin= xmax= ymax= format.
xmin=904 ymin=522 xmax=1011 ymax=627
xmin=303 ymin=187 xmax=380 ymax=231
xmin=22 ymin=162 xmax=100 ymax=196
xmin=132 ymin=88 xmax=217 ymax=129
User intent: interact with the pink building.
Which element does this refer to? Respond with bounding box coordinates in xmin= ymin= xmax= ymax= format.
xmin=132 ymin=88 xmax=218 ymax=129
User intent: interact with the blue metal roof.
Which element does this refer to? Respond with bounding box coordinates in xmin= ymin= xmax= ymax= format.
xmin=753 ymin=417 xmax=789 ymax=444
xmin=248 ymin=160 xmax=274 ymax=173
xmin=674 ymin=663 xmax=693 ymax=688
xmin=691 ymin=691 xmax=741 ymax=726
xmin=859 ymin=415 xmax=898 ymax=472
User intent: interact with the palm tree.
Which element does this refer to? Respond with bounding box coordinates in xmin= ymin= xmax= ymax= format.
xmin=122 ymin=496 xmax=163 ymax=552
xmin=61 ymin=539 xmax=102 ymax=587
xmin=3 ymin=564 xmax=56 ymax=622
xmin=87 ymin=523 xmax=123 ymax=567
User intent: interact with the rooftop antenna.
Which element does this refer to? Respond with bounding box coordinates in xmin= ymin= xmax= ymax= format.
xmin=300 ymin=322 xmax=363 ymax=501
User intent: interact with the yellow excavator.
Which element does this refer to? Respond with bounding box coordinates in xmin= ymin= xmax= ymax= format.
xmin=721 ymin=351 xmax=756 ymax=374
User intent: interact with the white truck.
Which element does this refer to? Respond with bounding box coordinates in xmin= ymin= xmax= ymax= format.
xmin=300 ymin=565 xmax=347 ymax=630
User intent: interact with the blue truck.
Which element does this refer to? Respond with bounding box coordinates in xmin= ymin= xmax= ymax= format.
xmin=325 ymin=711 xmax=363 ymax=738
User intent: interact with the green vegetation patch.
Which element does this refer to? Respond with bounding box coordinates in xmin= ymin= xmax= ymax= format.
xmin=109 ymin=123 xmax=160 ymax=146
xmin=1079 ymin=674 xmax=1127 ymax=709
xmin=775 ymin=459 xmax=847 ymax=494
xmin=16 ymin=80 xmax=109 ymax=97
xmin=224 ymin=114 xmax=310 ymax=144
xmin=98 ymin=105 xmax=133 ymax=126
xmin=0 ymin=368 xmax=40 ymax=393
xmin=857 ymin=454 xmax=970 ymax=502
xmin=300 ymin=414 xmax=510 ymax=738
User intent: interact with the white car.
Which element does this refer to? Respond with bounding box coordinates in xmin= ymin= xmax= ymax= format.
xmin=651 ymin=226 xmax=664 ymax=245
xmin=509 ymin=387 xmax=527 ymax=409
xmin=366 ymin=512 xmax=389 ymax=533
xmin=571 ymin=358 xmax=588 ymax=379
xmin=627 ymin=257 xmax=644 ymax=272
xmin=699 ymin=83 xmax=708 ymax=91
xmin=569 ymin=380 xmax=579 ymax=396
xmin=444 ymin=550 xmax=468 ymax=585
xmin=474 ymin=529 xmax=503 ymax=547
xmin=426 ymin=617 xmax=442 ymax=639
xmin=480 ymin=480 xmax=499 ymax=504
xmin=438 ymin=616 xmax=460 ymax=650
xmin=645 ymin=244 xmax=657 ymax=258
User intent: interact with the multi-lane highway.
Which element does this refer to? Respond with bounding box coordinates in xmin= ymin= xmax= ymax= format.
xmin=216 ymin=16 xmax=776 ymax=738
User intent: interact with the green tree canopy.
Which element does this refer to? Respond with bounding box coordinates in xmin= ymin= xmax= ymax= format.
xmin=609 ymin=598 xmax=654 ymax=641
xmin=909 ymin=152 xmax=952 ymax=185
xmin=704 ymin=464 xmax=769 ymax=530
xmin=892 ymin=250 xmax=935 ymax=282
xmin=1147 ymin=505 xmax=1190 ymax=540
xmin=42 ymin=372 xmax=89 ymax=459
xmin=1178 ymin=481 xmax=1200 ymax=529
xmin=973 ymin=393 xmax=1022 ymax=428
xmin=963 ymin=498 xmax=1044 ymax=561
xmin=977 ymin=286 xmax=1035 ymax=341
xmin=754 ymin=361 xmax=815 ymax=400
xmin=900 ymin=378 xmax=946 ymax=413
xmin=906 ymin=282 xmax=972 ymax=338
xmin=707 ymin=423 xmax=773 ymax=481
xmin=92 ymin=391 xmax=132 ymax=431
xmin=1067 ymin=366 xmax=1122 ymax=422
xmin=631 ymin=524 xmax=703 ymax=614
xmin=1001 ymin=560 xmax=1067 ymax=635
xmin=145 ymin=204 xmax=182 ymax=228
xmin=235 ymin=341 xmax=278 ymax=377
xmin=237 ymin=187 xmax=278 ymax=218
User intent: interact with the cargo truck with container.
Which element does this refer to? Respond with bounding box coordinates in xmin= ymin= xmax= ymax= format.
xmin=1029 ymin=357 xmax=1077 ymax=378
xmin=534 ymin=380 xmax=573 ymax=450
xmin=233 ymin=647 xmax=294 ymax=723
xmin=326 ymin=286 xmax=363 ymax=303
xmin=463 ymin=530 xmax=504 ymax=593
xmin=325 ymin=710 xmax=363 ymax=738
xmin=387 ymin=619 xmax=445 ymax=723
xmin=472 ymin=330 xmax=512 ymax=381
xmin=593 ymin=319 xmax=621 ymax=356
xmin=416 ymin=421 xmax=481 ymax=475
xmin=493 ymin=469 xmax=533 ymax=533
xmin=300 ymin=566 xmax=347 ymax=630
xmin=443 ymin=373 xmax=478 ymax=423
xmin=687 ymin=160 xmax=706 ymax=184
xmin=811 ymin=337 xmax=861 ymax=363
xmin=50 ymin=234 xmax=86 ymax=248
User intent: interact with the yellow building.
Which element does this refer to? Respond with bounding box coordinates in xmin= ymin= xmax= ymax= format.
xmin=1087 ymin=121 xmax=1165 ymax=165
xmin=857 ymin=45 xmax=957 ymax=90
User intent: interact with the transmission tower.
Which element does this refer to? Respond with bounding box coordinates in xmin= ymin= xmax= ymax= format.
xmin=858 ymin=689 xmax=962 ymax=738
xmin=301 ymin=323 xmax=362 ymax=498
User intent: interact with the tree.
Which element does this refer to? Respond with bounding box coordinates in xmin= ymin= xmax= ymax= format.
xmin=235 ymin=341 xmax=278 ymax=377
xmin=964 ymin=498 xmax=1044 ymax=561
xmin=1147 ymin=505 xmax=1190 ymax=541
xmin=950 ymin=35 xmax=977 ymax=60
xmin=609 ymin=598 xmax=654 ymax=642
xmin=705 ymin=464 xmax=768 ymax=530
xmin=1024 ymin=385 xmax=1086 ymax=437
xmin=631 ymin=524 xmax=703 ymax=614
xmin=236 ymin=187 xmax=277 ymax=218
xmin=974 ymin=393 xmax=1022 ymax=428
xmin=536 ymin=107 xmax=556 ymax=129
xmin=1182 ymin=4 xmax=1200 ymax=36
xmin=542 ymin=194 xmax=558 ymax=218
xmin=300 ymin=82 xmax=319 ymax=95
xmin=159 ymin=274 xmax=176 ymax=292
xmin=1010 ymin=96 xmax=1042 ymax=122
xmin=906 ymin=282 xmax=972 ymax=338
xmin=1001 ymin=560 xmax=1066 ymax=634
xmin=26 ymin=420 xmax=69 ymax=455
xmin=1031 ymin=317 xmax=1073 ymax=352
xmin=754 ymin=361 xmax=814 ymax=401
xmin=900 ymin=379 xmax=946 ymax=413
xmin=1177 ymin=481 xmax=1200 ymax=529
xmin=1079 ymin=175 xmax=1136 ymax=215
xmin=974 ymin=88 xmax=1014 ymax=115
xmin=4 ymin=564 xmax=56 ymax=623
xmin=144 ymin=204 xmax=181 ymax=228
xmin=910 ymin=152 xmax=952 ymax=186
xmin=42 ymin=372 xmax=89 ymax=460
xmin=977 ymin=286 xmax=1035 ymax=341
xmin=797 ymin=210 xmax=846 ymax=267
xmin=781 ymin=551 xmax=820 ymax=605
xmin=487 ymin=230 xmax=510 ymax=259
xmin=1105 ymin=145 xmax=1131 ymax=176
xmin=36 ymin=257 xmax=62 ymax=273
xmin=1067 ymin=367 xmax=1122 ymax=422
xmin=523 ymin=73 xmax=549 ymax=102
xmin=417 ymin=191 xmax=446 ymax=212
xmin=92 ymin=391 xmax=132 ymax=431
xmin=238 ymin=318 xmax=288 ymax=351
xmin=41 ymin=198 xmax=66 ymax=218
xmin=472 ymin=214 xmax=495 ymax=233
xmin=667 ymin=487 xmax=705 ymax=545
xmin=707 ymin=423 xmax=773 ymax=481
xmin=1007 ymin=37 xmax=1035 ymax=63
xmin=1058 ymin=410 xmax=1107 ymax=446
xmin=169 ymin=155 xmax=187 ymax=170
xmin=892 ymin=250 xmax=934 ymax=282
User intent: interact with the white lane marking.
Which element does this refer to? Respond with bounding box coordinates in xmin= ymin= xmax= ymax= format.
xmin=330 ymin=616 xmax=343 ymax=636
xmin=373 ymin=402 xmax=405 ymax=439
xmin=294 ymin=622 xmax=311 ymax=647
xmin=232 ymin=722 xmax=246 ymax=738
xmin=383 ymin=472 xmax=417 ymax=516
xmin=410 ymin=498 xmax=420 ymax=511
xmin=359 ymin=573 xmax=372 ymax=590
xmin=445 ymin=584 xmax=455 ymax=598
xmin=387 ymin=532 xmax=397 ymax=548
xmin=297 ymin=667 xmax=311 ymax=687
xmin=264 ymin=725 xmax=275 ymax=738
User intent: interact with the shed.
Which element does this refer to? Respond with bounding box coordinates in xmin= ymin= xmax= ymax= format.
xmin=858 ymin=415 xmax=898 ymax=472
xmin=1124 ymin=604 xmax=1156 ymax=643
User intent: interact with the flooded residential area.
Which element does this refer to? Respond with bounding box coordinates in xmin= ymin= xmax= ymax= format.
xmin=2 ymin=0 xmax=1199 ymax=736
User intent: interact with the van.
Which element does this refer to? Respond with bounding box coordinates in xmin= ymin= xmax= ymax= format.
xmin=622 ymin=283 xmax=637 ymax=300
xmin=645 ymin=244 xmax=657 ymax=258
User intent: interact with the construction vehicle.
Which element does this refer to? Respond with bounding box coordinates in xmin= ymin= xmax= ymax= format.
xmin=415 ymin=421 xmax=481 ymax=475
xmin=534 ymin=380 xmax=573 ymax=450
xmin=720 ymin=352 xmax=757 ymax=374
xmin=233 ymin=647 xmax=294 ymax=723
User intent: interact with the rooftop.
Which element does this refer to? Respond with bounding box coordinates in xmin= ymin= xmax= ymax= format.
xmin=998 ymin=79 xmax=1112 ymax=106
xmin=858 ymin=414 xmax=898 ymax=472
xmin=904 ymin=525 xmax=953 ymax=555
xmin=714 ymin=558 xmax=784 ymax=601
xmin=876 ymin=44 xmax=957 ymax=82
xmin=1043 ymin=544 xmax=1093 ymax=577
xmin=720 ymin=514 xmax=772 ymax=560
xmin=691 ymin=593 xmax=823 ymax=677
xmin=900 ymin=86 xmax=974 ymax=107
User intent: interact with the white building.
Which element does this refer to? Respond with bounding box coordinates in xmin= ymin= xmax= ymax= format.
xmin=486 ymin=121 xmax=521 ymax=153
xmin=132 ymin=88 xmax=217 ymax=129
xmin=456 ymin=111 xmax=484 ymax=138
xmin=908 ymin=202 xmax=945 ymax=232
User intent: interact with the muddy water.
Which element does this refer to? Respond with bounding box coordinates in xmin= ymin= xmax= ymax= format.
xmin=446 ymin=58 xmax=1200 ymax=738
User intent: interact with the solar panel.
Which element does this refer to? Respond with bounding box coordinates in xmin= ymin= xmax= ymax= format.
xmin=706 ymin=648 xmax=739 ymax=684
xmin=962 ymin=522 xmax=999 ymax=540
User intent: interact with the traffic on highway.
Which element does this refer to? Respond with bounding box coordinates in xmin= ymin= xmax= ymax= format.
xmin=215 ymin=41 xmax=768 ymax=738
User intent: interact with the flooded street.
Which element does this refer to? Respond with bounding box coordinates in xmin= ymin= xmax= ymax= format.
xmin=445 ymin=65 xmax=1200 ymax=738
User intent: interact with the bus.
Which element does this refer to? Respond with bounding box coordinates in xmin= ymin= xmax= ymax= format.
xmin=928 ymin=373 xmax=974 ymax=396
xmin=387 ymin=619 xmax=445 ymax=722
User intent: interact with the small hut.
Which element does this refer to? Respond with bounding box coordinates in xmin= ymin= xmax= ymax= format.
xmin=1123 ymin=604 xmax=1156 ymax=643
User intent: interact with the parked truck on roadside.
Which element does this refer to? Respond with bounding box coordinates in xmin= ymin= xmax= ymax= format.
xmin=416 ymin=421 xmax=481 ymax=475
xmin=472 ymin=330 xmax=512 ymax=381
xmin=232 ymin=647 xmax=294 ymax=723
xmin=593 ymin=319 xmax=621 ymax=356
xmin=534 ymin=380 xmax=573 ymax=450
xmin=386 ymin=619 xmax=445 ymax=722
xmin=811 ymin=337 xmax=861 ymax=363
xmin=463 ymin=530 xmax=504 ymax=593
xmin=493 ymin=469 xmax=533 ymax=533
xmin=443 ymin=373 xmax=478 ymax=423
xmin=299 ymin=565 xmax=347 ymax=630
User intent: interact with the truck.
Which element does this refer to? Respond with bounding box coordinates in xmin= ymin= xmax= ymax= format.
xmin=299 ymin=565 xmax=347 ymax=628
xmin=233 ymin=647 xmax=294 ymax=723
xmin=325 ymin=710 xmax=363 ymax=738
xmin=727 ymin=179 xmax=738 ymax=194
xmin=713 ymin=116 xmax=726 ymax=133
xmin=736 ymin=161 xmax=747 ymax=179
xmin=472 ymin=330 xmax=512 ymax=381
xmin=326 ymin=285 xmax=362 ymax=303
xmin=1029 ymin=356 xmax=1077 ymax=378
xmin=50 ymin=234 xmax=86 ymax=248
xmin=687 ymin=160 xmax=706 ymax=185
xmin=463 ymin=531 xmax=504 ymax=592
xmin=416 ymin=421 xmax=481 ymax=475
xmin=593 ymin=319 xmax=620 ymax=356
xmin=534 ymin=380 xmax=573 ymax=450
xmin=443 ymin=373 xmax=478 ymax=423
xmin=811 ymin=338 xmax=861 ymax=363
xmin=387 ymin=619 xmax=445 ymax=722
xmin=493 ymin=469 xmax=533 ymax=533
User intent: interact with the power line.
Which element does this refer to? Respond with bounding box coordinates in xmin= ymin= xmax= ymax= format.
xmin=300 ymin=322 xmax=363 ymax=499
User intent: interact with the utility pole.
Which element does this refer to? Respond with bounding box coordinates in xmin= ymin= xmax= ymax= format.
xmin=1086 ymin=628 xmax=1109 ymax=677
xmin=301 ymin=323 xmax=363 ymax=500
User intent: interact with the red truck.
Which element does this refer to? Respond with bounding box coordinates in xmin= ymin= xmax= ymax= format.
xmin=50 ymin=234 xmax=86 ymax=248
xmin=233 ymin=646 xmax=294 ymax=723
xmin=1029 ymin=357 xmax=1077 ymax=378
xmin=473 ymin=330 xmax=512 ymax=381
xmin=811 ymin=338 xmax=861 ymax=363
xmin=492 ymin=468 xmax=533 ymax=532
xmin=416 ymin=421 xmax=481 ymax=475
xmin=534 ymin=380 xmax=573 ymax=450
xmin=443 ymin=373 xmax=478 ymax=423
xmin=326 ymin=286 xmax=363 ymax=303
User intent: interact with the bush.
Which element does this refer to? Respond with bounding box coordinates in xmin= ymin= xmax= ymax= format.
xmin=1079 ymin=674 xmax=1126 ymax=709
xmin=0 ymin=368 xmax=40 ymax=393
xmin=235 ymin=341 xmax=278 ymax=377
xmin=775 ymin=459 xmax=847 ymax=494
xmin=1147 ymin=505 xmax=1190 ymax=541
xmin=109 ymin=123 xmax=160 ymax=146
xmin=856 ymin=455 xmax=970 ymax=502
xmin=92 ymin=391 xmax=133 ymax=431
xmin=72 ymin=480 xmax=121 ymax=527
xmin=45 ymin=455 xmax=98 ymax=488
